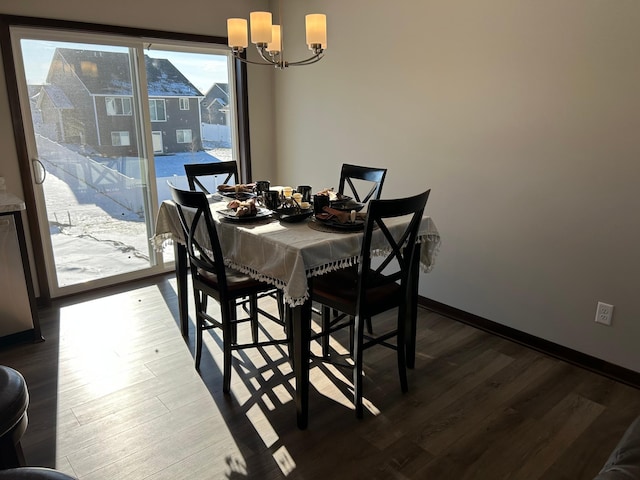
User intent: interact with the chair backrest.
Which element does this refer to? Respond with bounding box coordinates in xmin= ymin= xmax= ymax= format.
xmin=169 ymin=184 xmax=230 ymax=291
xmin=338 ymin=163 xmax=387 ymax=204
xmin=184 ymin=161 xmax=239 ymax=194
xmin=357 ymin=189 xmax=431 ymax=314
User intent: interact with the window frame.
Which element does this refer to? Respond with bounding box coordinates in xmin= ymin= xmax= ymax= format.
xmin=0 ymin=14 xmax=252 ymax=302
xmin=105 ymin=96 xmax=132 ymax=116
xmin=176 ymin=128 xmax=192 ymax=144
xmin=149 ymin=98 xmax=167 ymax=122
xmin=179 ymin=97 xmax=189 ymax=110
xmin=111 ymin=130 xmax=131 ymax=146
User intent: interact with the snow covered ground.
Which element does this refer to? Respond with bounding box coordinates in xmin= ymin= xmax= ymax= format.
xmin=46 ymin=148 xmax=232 ymax=288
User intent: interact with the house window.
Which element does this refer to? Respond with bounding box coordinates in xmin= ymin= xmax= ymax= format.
xmin=149 ymin=99 xmax=166 ymax=121
xmin=176 ymin=129 xmax=192 ymax=144
xmin=179 ymin=97 xmax=189 ymax=110
xmin=111 ymin=131 xmax=130 ymax=146
xmin=105 ymin=96 xmax=132 ymax=116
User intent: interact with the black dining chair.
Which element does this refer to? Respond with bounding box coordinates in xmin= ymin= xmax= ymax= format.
xmin=321 ymin=163 xmax=388 ymax=349
xmin=169 ymin=185 xmax=289 ymax=393
xmin=184 ymin=161 xmax=239 ymax=194
xmin=184 ymin=161 xmax=287 ymax=319
xmin=311 ymin=189 xmax=430 ymax=418
xmin=337 ymin=163 xmax=387 ymax=205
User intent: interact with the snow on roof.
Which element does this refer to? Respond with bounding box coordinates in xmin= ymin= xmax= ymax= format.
xmin=41 ymin=84 xmax=74 ymax=109
xmin=53 ymin=48 xmax=203 ymax=97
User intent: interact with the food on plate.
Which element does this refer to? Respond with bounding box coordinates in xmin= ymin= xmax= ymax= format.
xmin=227 ymin=198 xmax=258 ymax=217
xmin=315 ymin=188 xmax=340 ymax=202
xmin=218 ymin=183 xmax=255 ymax=194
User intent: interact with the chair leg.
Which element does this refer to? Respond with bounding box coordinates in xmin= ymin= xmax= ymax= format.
xmin=285 ymin=306 xmax=294 ymax=367
xmin=229 ymin=300 xmax=238 ymax=345
xmin=250 ymin=294 xmax=259 ymax=343
xmin=222 ymin=300 xmax=234 ymax=394
xmin=397 ymin=308 xmax=408 ymax=393
xmin=195 ymin=317 xmax=204 ymax=370
xmin=194 ymin=292 xmax=204 ymax=370
xmin=277 ymin=290 xmax=285 ymax=321
xmin=353 ymin=315 xmax=365 ymax=419
xmin=321 ymin=305 xmax=331 ymax=357
xmin=349 ymin=316 xmax=355 ymax=356
xmin=365 ymin=317 xmax=373 ymax=334
xmin=405 ymin=297 xmax=418 ymax=369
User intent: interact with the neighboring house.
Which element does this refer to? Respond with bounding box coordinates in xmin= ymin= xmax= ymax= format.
xmin=40 ymin=48 xmax=204 ymax=156
xmin=200 ymin=83 xmax=229 ymax=125
xmin=33 ymin=84 xmax=74 ymax=142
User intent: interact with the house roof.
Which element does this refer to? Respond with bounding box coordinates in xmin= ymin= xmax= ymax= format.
xmin=40 ymin=84 xmax=74 ymax=109
xmin=51 ymin=48 xmax=203 ymax=97
xmin=203 ymin=83 xmax=229 ymax=107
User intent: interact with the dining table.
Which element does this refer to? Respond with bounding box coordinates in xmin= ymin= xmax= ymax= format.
xmin=152 ymin=194 xmax=441 ymax=429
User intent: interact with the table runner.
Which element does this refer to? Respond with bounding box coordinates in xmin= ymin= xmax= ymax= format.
xmin=152 ymin=199 xmax=441 ymax=306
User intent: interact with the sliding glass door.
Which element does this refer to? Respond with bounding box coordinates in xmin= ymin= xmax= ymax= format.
xmin=10 ymin=27 xmax=236 ymax=296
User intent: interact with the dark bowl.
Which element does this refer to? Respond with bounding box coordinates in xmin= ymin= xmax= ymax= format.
xmin=329 ymin=199 xmax=365 ymax=212
xmin=274 ymin=207 xmax=313 ymax=223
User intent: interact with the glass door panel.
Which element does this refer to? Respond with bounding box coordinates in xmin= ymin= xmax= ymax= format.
xmin=14 ymin=36 xmax=156 ymax=295
xmin=143 ymin=44 xmax=236 ymax=205
xmin=11 ymin=28 xmax=237 ymax=297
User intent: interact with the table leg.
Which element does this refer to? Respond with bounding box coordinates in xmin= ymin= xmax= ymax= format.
xmin=174 ymin=241 xmax=189 ymax=338
xmin=291 ymin=297 xmax=312 ymax=430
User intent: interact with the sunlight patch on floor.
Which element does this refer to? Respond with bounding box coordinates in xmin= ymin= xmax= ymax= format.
xmin=54 ymin=285 xmax=246 ymax=479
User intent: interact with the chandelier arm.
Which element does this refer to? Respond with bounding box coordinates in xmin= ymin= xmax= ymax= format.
xmin=232 ymin=54 xmax=279 ymax=67
xmin=287 ymin=53 xmax=324 ymax=67
xmin=256 ymin=46 xmax=282 ymax=67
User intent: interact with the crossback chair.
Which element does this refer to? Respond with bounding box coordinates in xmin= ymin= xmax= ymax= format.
xmin=184 ymin=161 xmax=239 ymax=194
xmin=185 ymin=161 xmax=287 ymax=323
xmin=326 ymin=164 xmax=388 ymax=339
xmin=311 ymin=189 xmax=430 ymax=418
xmin=338 ymin=163 xmax=387 ymax=204
xmin=169 ymin=185 xmax=289 ymax=393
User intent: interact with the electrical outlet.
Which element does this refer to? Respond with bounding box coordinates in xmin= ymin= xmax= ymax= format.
xmin=595 ymin=301 xmax=614 ymax=326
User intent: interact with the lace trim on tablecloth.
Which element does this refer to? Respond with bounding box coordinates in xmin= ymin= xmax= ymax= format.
xmin=222 ymin=259 xmax=316 ymax=307
xmin=151 ymin=228 xmax=441 ymax=307
xmin=308 ymin=256 xmax=359 ymax=278
xmin=151 ymin=233 xmax=174 ymax=252
xmin=418 ymin=232 xmax=441 ymax=273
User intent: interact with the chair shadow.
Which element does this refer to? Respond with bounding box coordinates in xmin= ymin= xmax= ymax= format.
xmin=181 ymin=298 xmax=362 ymax=479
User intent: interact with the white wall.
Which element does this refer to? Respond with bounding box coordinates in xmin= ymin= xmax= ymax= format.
xmin=275 ymin=0 xmax=640 ymax=372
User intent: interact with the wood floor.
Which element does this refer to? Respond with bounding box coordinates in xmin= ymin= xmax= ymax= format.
xmin=0 ymin=274 xmax=639 ymax=479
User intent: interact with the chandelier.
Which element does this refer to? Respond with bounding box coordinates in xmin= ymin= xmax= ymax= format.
xmin=227 ymin=1 xmax=327 ymax=69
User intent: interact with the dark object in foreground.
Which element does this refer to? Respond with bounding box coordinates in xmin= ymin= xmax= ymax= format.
xmin=594 ymin=416 xmax=640 ymax=479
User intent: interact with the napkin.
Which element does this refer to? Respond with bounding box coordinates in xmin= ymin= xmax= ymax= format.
xmin=317 ymin=206 xmax=365 ymax=224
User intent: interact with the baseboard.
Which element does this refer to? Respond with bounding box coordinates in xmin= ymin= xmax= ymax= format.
xmin=418 ymin=297 xmax=640 ymax=390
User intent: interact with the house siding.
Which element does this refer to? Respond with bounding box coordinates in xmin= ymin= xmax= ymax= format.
xmin=93 ymin=95 xmax=139 ymax=157
xmin=151 ymin=96 xmax=202 ymax=154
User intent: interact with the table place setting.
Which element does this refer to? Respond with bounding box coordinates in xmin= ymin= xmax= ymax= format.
xmin=212 ymin=182 xmax=376 ymax=233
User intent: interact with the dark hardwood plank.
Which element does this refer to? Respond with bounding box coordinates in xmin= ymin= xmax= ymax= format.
xmin=0 ymin=274 xmax=638 ymax=479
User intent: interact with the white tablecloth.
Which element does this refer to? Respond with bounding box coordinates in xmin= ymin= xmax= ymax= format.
xmin=152 ymin=199 xmax=441 ymax=306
